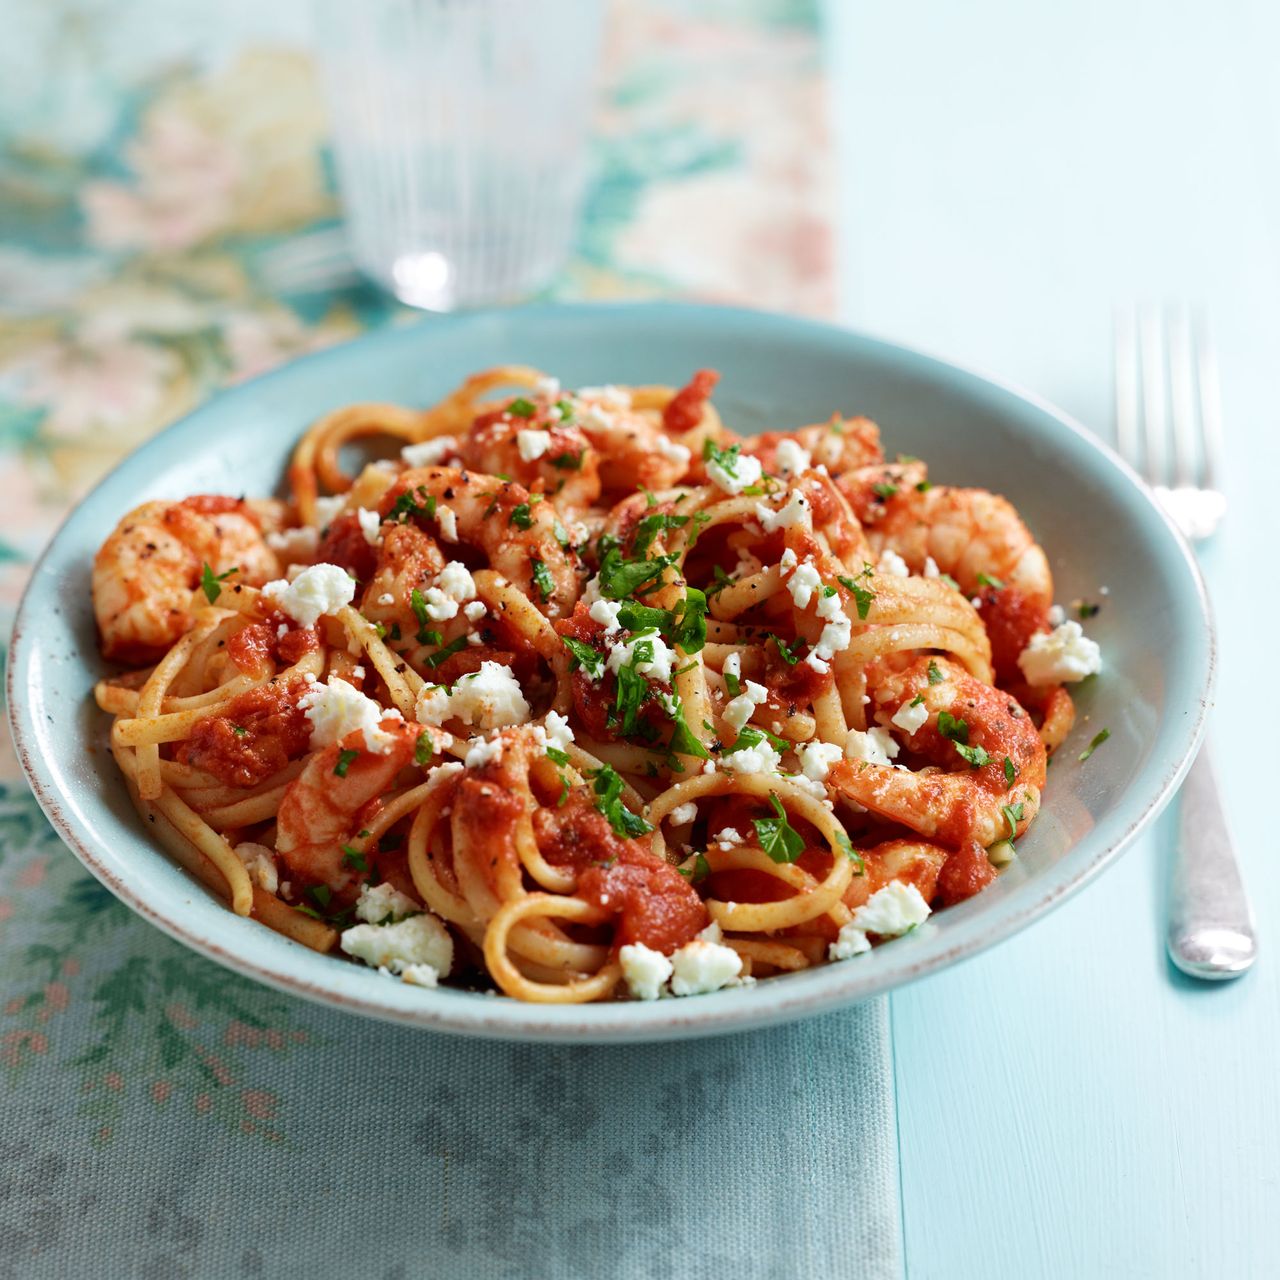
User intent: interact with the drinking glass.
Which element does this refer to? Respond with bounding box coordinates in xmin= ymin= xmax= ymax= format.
xmin=311 ymin=0 xmax=605 ymax=311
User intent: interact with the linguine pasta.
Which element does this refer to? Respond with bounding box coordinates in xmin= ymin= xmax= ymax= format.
xmin=90 ymin=367 xmax=1101 ymax=1003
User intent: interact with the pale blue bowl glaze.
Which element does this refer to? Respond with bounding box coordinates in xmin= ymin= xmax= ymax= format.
xmin=6 ymin=303 xmax=1214 ymax=1041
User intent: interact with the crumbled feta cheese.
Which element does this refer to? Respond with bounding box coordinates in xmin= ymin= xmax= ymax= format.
xmin=845 ymin=726 xmax=900 ymax=766
xmin=891 ymin=699 xmax=929 ymax=736
xmin=300 ymin=678 xmax=403 ymax=753
xmin=723 ymin=679 xmax=768 ymax=733
xmin=878 ymin=548 xmax=909 ymax=578
xmin=261 ymin=562 xmax=356 ymax=627
xmin=655 ymin=436 xmax=692 ymax=468
xmin=722 ymin=652 xmax=742 ymax=682
xmin=356 ymin=507 xmax=382 ymax=547
xmin=828 ymin=880 xmax=931 ymax=960
xmin=670 ymin=936 xmax=743 ymax=996
xmin=1017 ymin=621 xmax=1102 ymax=685
xmin=425 ymin=761 xmax=463 ymax=789
xmin=400 ymin=436 xmax=457 ymax=467
xmin=539 ymin=710 xmax=575 ymax=754
xmin=721 ymin=739 xmax=782 ymax=775
xmin=378 ymin=592 xmax=395 ymax=606
xmin=779 ymin=547 xmax=798 ymax=571
xmin=787 ymin=774 xmax=829 ymax=801
xmin=312 ymin=494 xmax=347 ymax=528
xmin=786 ymin=561 xmax=824 ymax=610
xmin=463 ymin=600 xmax=487 ymax=622
xmin=463 ymin=734 xmax=505 ymax=768
xmin=415 ymin=660 xmax=530 ymax=729
xmin=774 ymin=439 xmax=811 ymax=476
xmin=923 ymin=556 xmax=940 ymax=579
xmin=713 ymin=827 xmax=743 ymax=848
xmin=419 ymin=560 xmax=477 ymax=622
xmin=669 ymin=801 xmax=698 ymax=827
xmin=355 ymin=881 xmax=419 ymax=924
xmin=233 ymin=842 xmax=278 ymax=894
xmin=340 ymin=912 xmax=453 ymax=980
xmin=620 ymin=942 xmax=673 ymax=1001
xmin=401 ymin=964 xmax=440 ymax=988
xmin=517 ymin=429 xmax=552 ymax=461
xmin=589 ymin=599 xmax=624 ymax=634
xmin=535 ymin=376 xmax=561 ymax=398
xmin=798 ymin=740 xmax=843 ymax=783
xmin=707 ymin=450 xmax=764 ymax=495
xmin=577 ymin=384 xmax=630 ymax=409
xmin=265 ymin=525 xmax=319 ymax=563
xmin=756 ymin=489 xmax=812 ymax=533
xmin=1048 ymin=604 xmax=1066 ymax=626
xmin=435 ymin=504 xmax=458 ymax=542
xmin=606 ymin=630 xmax=675 ymax=684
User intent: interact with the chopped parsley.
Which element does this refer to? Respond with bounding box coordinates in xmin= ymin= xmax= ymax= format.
xmin=955 ymin=741 xmax=992 ymax=769
xmin=613 ymin=655 xmax=650 ymax=736
xmin=872 ymin=481 xmax=899 ymax=500
xmin=561 ymin=635 xmax=603 ymax=678
xmin=597 ymin=546 xmax=676 ymax=600
xmin=633 ymin=512 xmax=690 ymax=556
xmin=555 ymin=399 xmax=575 ymax=421
xmin=388 ymin=486 xmax=437 ymax=524
xmin=754 ymin=795 xmax=805 ymax=864
xmin=927 ymin=660 xmax=944 ymax=685
xmin=915 ymin=480 xmax=933 ymax=493
xmin=424 ymin=635 xmax=468 ymax=668
xmin=1076 ymin=600 xmax=1101 ymax=620
xmin=976 ymin=572 xmax=1005 ymax=590
xmin=726 ymin=724 xmax=789 ymax=755
xmin=834 ymin=830 xmax=865 ymax=873
xmin=1003 ymin=756 xmax=1017 ymax=788
xmin=666 ymin=697 xmax=710 ymax=760
xmin=509 ymin=503 xmax=534 ymax=530
xmin=707 ymin=565 xmax=734 ymax=598
xmin=908 ymin=694 xmax=925 ymax=707
xmin=672 ymin=587 xmax=708 ymax=653
xmin=231 ymin=725 xmax=247 ymax=737
xmin=530 ymin=557 xmax=555 ymax=603
xmin=837 ymin=567 xmax=876 ymax=620
xmin=409 ymin=588 xmax=433 ymax=643
xmin=340 ymin=845 xmax=368 ymax=872
xmin=545 ymin=746 xmax=571 ymax=766
xmin=770 ymin=634 xmax=803 ymax=665
xmin=306 ymin=884 xmax=332 ymax=910
xmin=587 ymin=764 xmax=653 ymax=838
xmin=678 ymin=853 xmax=711 ymax=884
xmin=200 ymin=563 xmax=236 ymax=604
xmin=937 ymin=710 xmax=969 ymax=743
xmin=507 ymin=397 xmax=537 ymax=418
xmin=702 ymin=437 xmax=744 ymax=478
xmin=723 ymin=666 xmax=741 ymax=698
xmin=414 ymin=730 xmax=432 ymax=766
xmin=1000 ymin=803 xmax=1025 ymax=838
xmin=1078 ymin=728 xmax=1110 ymax=761
xmin=333 ymin=748 xmax=359 ymax=778
xmin=551 ymin=450 xmax=583 ymax=470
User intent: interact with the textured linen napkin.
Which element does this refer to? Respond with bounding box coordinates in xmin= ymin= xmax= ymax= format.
xmin=0 ymin=4 xmax=902 ymax=1277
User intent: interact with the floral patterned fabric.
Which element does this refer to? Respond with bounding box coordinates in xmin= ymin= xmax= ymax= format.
xmin=0 ymin=4 xmax=901 ymax=1277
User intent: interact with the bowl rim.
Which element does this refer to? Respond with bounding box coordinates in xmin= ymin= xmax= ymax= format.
xmin=5 ymin=300 xmax=1215 ymax=1042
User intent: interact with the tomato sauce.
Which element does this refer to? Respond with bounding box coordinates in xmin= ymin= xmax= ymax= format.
xmin=226 ymin=620 xmax=319 ymax=674
xmin=975 ymin=585 xmax=1048 ymax=684
xmin=934 ymin=840 xmax=997 ymax=906
xmin=533 ymin=795 xmax=708 ymax=953
xmin=176 ymin=679 xmax=310 ymax=788
xmin=315 ymin=512 xmax=378 ymax=583
xmin=662 ymin=368 xmax=719 ymax=434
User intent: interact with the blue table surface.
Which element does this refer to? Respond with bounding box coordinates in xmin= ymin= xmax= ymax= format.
xmin=830 ymin=1 xmax=1280 ymax=1275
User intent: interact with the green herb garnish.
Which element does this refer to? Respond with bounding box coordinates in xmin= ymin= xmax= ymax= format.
xmin=530 ymin=557 xmax=554 ymax=603
xmin=200 ymin=563 xmax=235 ymax=604
xmin=340 ymin=845 xmax=367 ymax=872
xmin=334 ymin=748 xmax=359 ymax=778
xmin=425 ymin=635 xmax=468 ymax=668
xmin=561 ymin=635 xmax=603 ymax=678
xmin=587 ymin=765 xmax=653 ymax=838
xmin=507 ymin=397 xmax=537 ymax=418
xmin=753 ymin=795 xmax=805 ymax=864
xmin=1078 ymin=728 xmax=1110 ymax=761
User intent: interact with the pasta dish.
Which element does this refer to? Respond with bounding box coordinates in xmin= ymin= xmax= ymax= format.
xmin=91 ymin=367 xmax=1103 ymax=1003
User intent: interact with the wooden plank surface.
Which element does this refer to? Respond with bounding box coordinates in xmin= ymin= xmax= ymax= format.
xmin=829 ymin=0 xmax=1280 ymax=1274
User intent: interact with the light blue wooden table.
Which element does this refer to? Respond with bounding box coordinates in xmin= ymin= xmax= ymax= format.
xmin=830 ymin=1 xmax=1279 ymax=1274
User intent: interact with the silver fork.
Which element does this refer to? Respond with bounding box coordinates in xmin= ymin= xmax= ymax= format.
xmin=1114 ymin=304 xmax=1256 ymax=979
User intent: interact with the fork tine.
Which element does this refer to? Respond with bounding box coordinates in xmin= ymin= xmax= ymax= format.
xmin=1114 ymin=303 xmax=1140 ymax=467
xmin=1139 ymin=305 xmax=1169 ymax=486
xmin=1168 ymin=304 xmax=1197 ymax=489
xmin=1195 ymin=310 xmax=1225 ymax=493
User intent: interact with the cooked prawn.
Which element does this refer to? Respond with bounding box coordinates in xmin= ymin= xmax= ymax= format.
xmin=275 ymin=721 xmax=419 ymax=896
xmin=459 ymin=396 xmax=602 ymax=510
xmin=572 ymin=386 xmax=694 ymax=495
xmin=747 ymin=416 xmax=884 ymax=477
xmin=383 ymin=466 xmax=581 ymax=617
xmin=847 ymin=476 xmax=1053 ymax=610
xmin=359 ymin=522 xmax=447 ymax=635
xmin=93 ymin=495 xmax=279 ymax=663
xmin=830 ymin=655 xmax=1045 ymax=848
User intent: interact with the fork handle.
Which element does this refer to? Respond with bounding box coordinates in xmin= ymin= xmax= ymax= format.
xmin=1166 ymin=741 xmax=1257 ymax=980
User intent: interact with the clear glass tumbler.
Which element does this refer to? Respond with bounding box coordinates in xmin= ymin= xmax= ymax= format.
xmin=311 ymin=0 xmax=605 ymax=311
